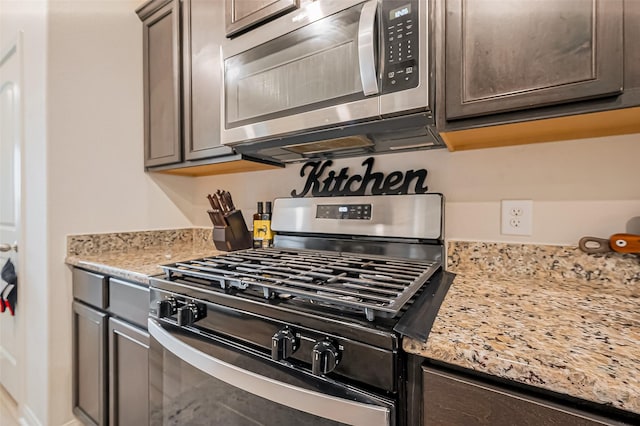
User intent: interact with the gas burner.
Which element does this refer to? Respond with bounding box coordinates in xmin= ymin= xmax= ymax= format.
xmin=161 ymin=247 xmax=440 ymax=321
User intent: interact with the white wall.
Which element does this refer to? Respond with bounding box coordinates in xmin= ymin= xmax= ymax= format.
xmin=1 ymin=1 xmax=197 ymax=423
xmin=45 ymin=1 xmax=195 ymax=425
xmin=192 ymin=134 xmax=640 ymax=246
xmin=0 ymin=0 xmax=197 ymax=424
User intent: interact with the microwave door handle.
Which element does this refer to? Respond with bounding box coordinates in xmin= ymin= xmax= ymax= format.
xmin=358 ymin=0 xmax=379 ymax=96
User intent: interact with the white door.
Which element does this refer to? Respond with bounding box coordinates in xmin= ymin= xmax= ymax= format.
xmin=0 ymin=35 xmax=22 ymax=401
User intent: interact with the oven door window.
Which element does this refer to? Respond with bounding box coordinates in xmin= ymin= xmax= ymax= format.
xmin=224 ymin=1 xmax=378 ymax=129
xmin=149 ymin=320 xmax=393 ymax=426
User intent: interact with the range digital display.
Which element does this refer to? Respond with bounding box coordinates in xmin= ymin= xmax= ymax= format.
xmin=316 ymin=204 xmax=372 ymax=220
xmin=390 ymin=4 xmax=411 ymax=20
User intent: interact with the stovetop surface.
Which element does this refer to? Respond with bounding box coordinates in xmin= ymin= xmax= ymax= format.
xmin=160 ymin=247 xmax=441 ymax=321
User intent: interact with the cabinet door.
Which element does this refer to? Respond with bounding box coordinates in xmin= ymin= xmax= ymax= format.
xmin=73 ymin=301 xmax=108 ymax=426
xmin=108 ymin=318 xmax=150 ymax=426
xmin=445 ymin=0 xmax=624 ymax=120
xmin=422 ymin=367 xmax=611 ymax=425
xmin=182 ymin=0 xmax=234 ymax=161
xmin=141 ymin=0 xmax=182 ymax=167
xmin=225 ymin=0 xmax=298 ymax=37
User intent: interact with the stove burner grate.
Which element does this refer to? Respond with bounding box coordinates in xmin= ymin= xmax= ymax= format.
xmin=161 ymin=248 xmax=440 ymax=321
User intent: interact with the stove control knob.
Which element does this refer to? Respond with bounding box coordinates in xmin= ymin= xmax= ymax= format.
xmin=271 ymin=329 xmax=298 ymax=361
xmin=312 ymin=340 xmax=340 ymax=375
xmin=177 ymin=303 xmax=200 ymax=327
xmin=157 ymin=297 xmax=178 ymax=318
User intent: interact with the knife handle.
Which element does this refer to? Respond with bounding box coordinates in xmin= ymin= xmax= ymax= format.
xmin=609 ymin=233 xmax=640 ymax=254
xmin=578 ymin=237 xmax=611 ymax=254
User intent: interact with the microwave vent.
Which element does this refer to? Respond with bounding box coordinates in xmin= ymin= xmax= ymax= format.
xmin=284 ymin=136 xmax=374 ymax=155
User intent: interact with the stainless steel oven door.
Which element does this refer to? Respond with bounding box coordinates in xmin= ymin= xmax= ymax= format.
xmin=148 ymin=319 xmax=394 ymax=426
xmin=222 ymin=0 xmax=380 ymax=146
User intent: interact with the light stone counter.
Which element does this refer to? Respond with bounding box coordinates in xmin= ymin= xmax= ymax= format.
xmin=65 ymin=228 xmax=222 ymax=285
xmin=404 ymin=241 xmax=640 ymax=415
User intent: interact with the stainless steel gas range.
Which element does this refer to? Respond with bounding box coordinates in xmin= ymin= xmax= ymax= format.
xmin=148 ymin=194 xmax=453 ymax=425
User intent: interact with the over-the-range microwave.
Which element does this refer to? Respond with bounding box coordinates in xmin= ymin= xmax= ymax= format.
xmin=221 ymin=0 xmax=444 ymax=163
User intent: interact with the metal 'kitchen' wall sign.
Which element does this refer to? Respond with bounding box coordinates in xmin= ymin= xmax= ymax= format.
xmin=291 ymin=157 xmax=428 ymax=197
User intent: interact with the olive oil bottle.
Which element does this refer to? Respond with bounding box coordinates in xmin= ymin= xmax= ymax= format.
xmin=262 ymin=201 xmax=274 ymax=248
xmin=253 ymin=202 xmax=264 ymax=249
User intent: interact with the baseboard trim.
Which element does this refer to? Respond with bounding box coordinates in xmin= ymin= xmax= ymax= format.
xmin=60 ymin=418 xmax=83 ymax=426
xmin=19 ymin=404 xmax=42 ymax=426
xmin=18 ymin=405 xmax=83 ymax=426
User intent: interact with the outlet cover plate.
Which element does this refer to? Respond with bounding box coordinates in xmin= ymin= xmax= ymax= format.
xmin=501 ymin=200 xmax=533 ymax=236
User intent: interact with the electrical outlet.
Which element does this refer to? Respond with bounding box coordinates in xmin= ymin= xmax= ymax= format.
xmin=501 ymin=200 xmax=533 ymax=236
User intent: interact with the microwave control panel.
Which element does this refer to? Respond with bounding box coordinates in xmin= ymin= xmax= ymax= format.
xmin=381 ymin=0 xmax=419 ymax=94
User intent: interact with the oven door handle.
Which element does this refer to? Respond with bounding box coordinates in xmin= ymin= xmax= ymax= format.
xmin=148 ymin=319 xmax=391 ymax=426
xmin=358 ymin=0 xmax=380 ymax=96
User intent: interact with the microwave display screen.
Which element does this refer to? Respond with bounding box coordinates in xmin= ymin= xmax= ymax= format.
xmin=390 ymin=4 xmax=411 ymax=20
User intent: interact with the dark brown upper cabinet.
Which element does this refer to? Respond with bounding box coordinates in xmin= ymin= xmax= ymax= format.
xmin=138 ymin=0 xmax=233 ymax=168
xmin=139 ymin=0 xmax=182 ymax=167
xmin=225 ymin=0 xmax=299 ymax=37
xmin=182 ymin=0 xmax=235 ymax=161
xmin=444 ymin=0 xmax=624 ymax=120
xmin=138 ymin=0 xmax=275 ymax=174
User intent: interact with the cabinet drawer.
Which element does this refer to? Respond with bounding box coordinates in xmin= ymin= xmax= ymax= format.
xmin=73 ymin=269 xmax=108 ymax=309
xmin=108 ymin=278 xmax=149 ymax=328
xmin=422 ymin=366 xmax=618 ymax=425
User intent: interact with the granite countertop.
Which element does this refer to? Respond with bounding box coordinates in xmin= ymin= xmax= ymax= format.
xmin=65 ymin=228 xmax=222 ymax=285
xmin=404 ymin=242 xmax=640 ymax=416
xmin=66 ymin=246 xmax=222 ymax=285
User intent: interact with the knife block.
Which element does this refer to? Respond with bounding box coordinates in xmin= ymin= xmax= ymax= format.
xmin=212 ymin=210 xmax=252 ymax=252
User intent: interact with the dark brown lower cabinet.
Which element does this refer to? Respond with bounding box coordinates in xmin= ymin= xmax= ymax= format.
xmin=109 ymin=318 xmax=149 ymax=426
xmin=422 ymin=366 xmax=619 ymax=425
xmin=73 ymin=301 xmax=108 ymax=426
xmin=72 ymin=268 xmax=150 ymax=426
